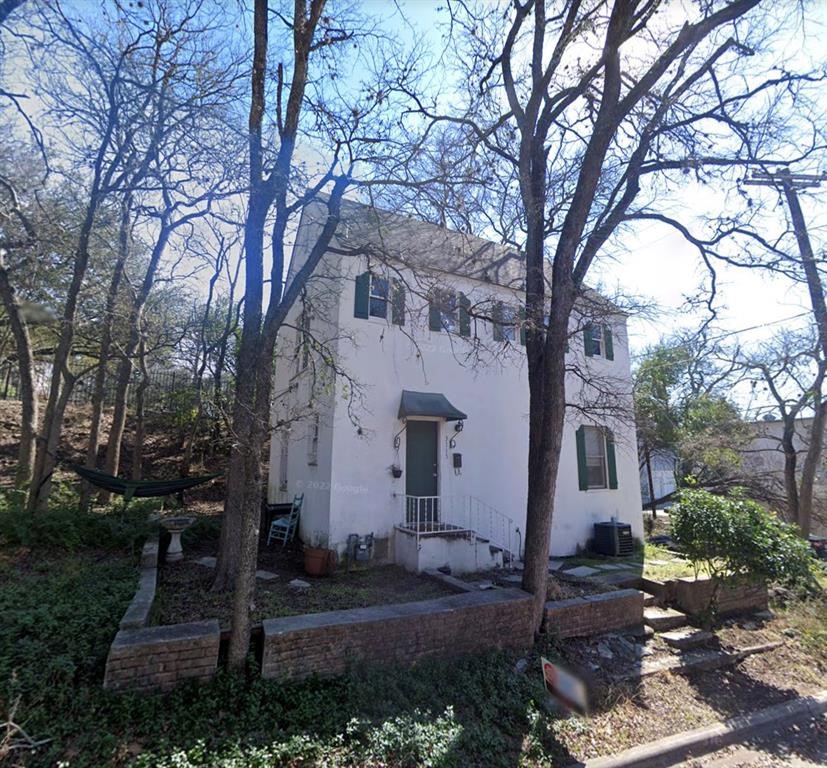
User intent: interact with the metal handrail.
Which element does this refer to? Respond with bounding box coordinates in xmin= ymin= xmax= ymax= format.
xmin=397 ymin=494 xmax=517 ymax=560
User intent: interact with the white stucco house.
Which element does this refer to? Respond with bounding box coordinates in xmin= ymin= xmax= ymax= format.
xmin=268 ymin=198 xmax=644 ymax=572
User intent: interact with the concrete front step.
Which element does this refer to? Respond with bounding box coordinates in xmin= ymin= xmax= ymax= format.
xmin=660 ymin=627 xmax=715 ymax=650
xmin=642 ymin=591 xmax=657 ymax=607
xmin=644 ymin=606 xmax=688 ymax=631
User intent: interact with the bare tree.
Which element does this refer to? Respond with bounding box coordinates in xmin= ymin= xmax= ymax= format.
xmin=741 ymin=328 xmax=826 ymax=536
xmin=214 ymin=0 xmax=425 ymax=669
xmin=393 ymin=0 xmax=815 ymax=629
xmin=0 ymin=174 xmax=37 ymax=489
xmin=21 ymin=0 xmax=240 ymax=512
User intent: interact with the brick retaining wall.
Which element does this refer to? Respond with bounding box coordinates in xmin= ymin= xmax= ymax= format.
xmin=673 ymin=577 xmax=768 ymax=616
xmin=119 ymin=533 xmax=159 ymax=630
xmin=544 ymin=589 xmax=644 ymax=639
xmin=104 ymin=620 xmax=220 ymax=692
xmin=261 ymin=588 xmax=533 ymax=681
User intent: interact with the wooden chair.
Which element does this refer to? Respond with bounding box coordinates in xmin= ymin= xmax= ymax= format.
xmin=267 ymin=493 xmax=303 ymax=547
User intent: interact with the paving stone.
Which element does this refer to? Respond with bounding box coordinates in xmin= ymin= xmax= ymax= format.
xmin=548 ymin=559 xmax=564 ymax=571
xmin=256 ymin=570 xmax=278 ymax=581
xmin=597 ymin=563 xmax=628 ymax=571
xmin=288 ymin=579 xmax=311 ymax=590
xmin=660 ymin=627 xmax=715 ymax=650
xmin=590 ymin=571 xmax=642 ymax=587
xmin=476 ymin=580 xmax=495 ymax=590
xmin=625 ymin=624 xmax=655 ymax=640
xmin=565 ymin=565 xmax=599 ymax=578
xmin=644 ymin=605 xmax=688 ymax=631
xmin=597 ymin=641 xmax=614 ymax=659
xmin=642 ymin=591 xmax=657 ymax=607
xmin=193 ymin=556 xmax=217 ymax=568
xmin=500 ymin=574 xmax=523 ymax=584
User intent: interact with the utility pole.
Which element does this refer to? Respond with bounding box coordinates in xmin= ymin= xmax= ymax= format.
xmin=743 ymin=168 xmax=827 ymax=538
xmin=743 ymin=169 xmax=827 ymax=360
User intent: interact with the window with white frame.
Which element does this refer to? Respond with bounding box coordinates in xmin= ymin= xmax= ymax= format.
xmin=368 ymin=273 xmax=389 ymax=319
xmin=278 ymin=430 xmax=289 ymax=491
xmin=307 ymin=414 xmax=320 ymax=466
xmin=494 ymin=303 xmax=518 ymax=342
xmin=294 ymin=303 xmax=311 ymax=374
xmin=588 ymin=324 xmax=602 ymax=356
xmin=430 ymin=289 xmax=457 ymax=333
xmin=583 ymin=425 xmax=607 ymax=489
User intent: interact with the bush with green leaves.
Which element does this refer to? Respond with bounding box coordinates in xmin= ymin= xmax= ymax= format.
xmin=0 ymin=487 xmax=156 ymax=552
xmin=671 ymin=488 xmax=819 ymax=599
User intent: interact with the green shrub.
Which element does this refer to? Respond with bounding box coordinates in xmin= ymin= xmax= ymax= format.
xmin=0 ymin=489 xmax=155 ymax=552
xmin=671 ymin=488 xmax=819 ymax=616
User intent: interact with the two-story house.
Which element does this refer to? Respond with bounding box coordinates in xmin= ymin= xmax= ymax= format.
xmin=268 ymin=197 xmax=643 ymax=573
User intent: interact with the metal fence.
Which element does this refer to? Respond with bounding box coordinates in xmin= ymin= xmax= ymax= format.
xmin=0 ymin=360 xmax=230 ymax=416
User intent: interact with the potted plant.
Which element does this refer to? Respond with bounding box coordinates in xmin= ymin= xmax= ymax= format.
xmin=304 ymin=531 xmax=336 ymax=576
xmin=390 ymin=464 xmax=403 ymax=479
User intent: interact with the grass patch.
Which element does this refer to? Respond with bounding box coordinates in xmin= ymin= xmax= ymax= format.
xmin=779 ymin=597 xmax=827 ymax=657
xmin=0 ymin=545 xmax=584 ymax=767
xmin=641 ymin=543 xmax=699 ymax=581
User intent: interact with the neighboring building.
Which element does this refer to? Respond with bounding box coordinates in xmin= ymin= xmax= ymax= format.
xmin=268 ymin=198 xmax=643 ymax=572
xmin=639 ymin=448 xmax=678 ymax=507
xmin=742 ymin=416 xmax=827 ymax=536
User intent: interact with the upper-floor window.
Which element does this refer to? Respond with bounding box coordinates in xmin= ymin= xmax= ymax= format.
xmin=369 ymin=274 xmax=389 ymax=319
xmin=493 ymin=302 xmax=524 ymax=344
xmin=492 ymin=301 xmax=523 ymax=342
xmin=354 ymin=270 xmax=404 ymax=325
xmin=576 ymin=425 xmax=618 ymax=490
xmin=294 ymin=302 xmax=311 ymax=375
xmin=307 ymin=414 xmax=320 ymax=466
xmin=430 ymin=289 xmax=457 ymax=333
xmin=584 ymin=322 xmax=614 ymax=360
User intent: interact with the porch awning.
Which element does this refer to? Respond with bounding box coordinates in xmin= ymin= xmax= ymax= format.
xmin=398 ymin=390 xmax=467 ymax=422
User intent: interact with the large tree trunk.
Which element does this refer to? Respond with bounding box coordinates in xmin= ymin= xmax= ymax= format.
xmin=100 ymin=223 xmax=172 ymax=498
xmin=80 ymin=194 xmax=131 ymax=509
xmin=644 ymin=445 xmax=657 ymax=517
xmin=798 ymin=398 xmax=826 ymax=538
xmin=780 ymin=415 xmax=800 ymax=525
xmin=213 ymin=200 xmax=267 ymax=594
xmin=0 ymin=260 xmax=37 ymax=491
xmin=131 ymin=336 xmax=148 ymax=480
xmin=28 ymin=190 xmax=102 ymax=513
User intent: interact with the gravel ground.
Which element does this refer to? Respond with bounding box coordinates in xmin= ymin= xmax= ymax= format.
xmin=676 ymin=717 xmax=827 ymax=767
xmin=546 ymin=609 xmax=827 ymax=759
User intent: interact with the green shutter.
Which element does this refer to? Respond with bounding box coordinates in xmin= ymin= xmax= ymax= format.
xmin=583 ymin=323 xmax=594 ymax=357
xmin=391 ymin=279 xmax=405 ymax=326
xmin=428 ymin=294 xmax=442 ymax=332
xmin=459 ymin=293 xmax=471 ymax=337
xmin=604 ymin=326 xmax=614 ymax=360
xmin=354 ymin=271 xmax=370 ymax=319
xmin=576 ymin=426 xmax=589 ymax=491
xmin=606 ymin=429 xmax=618 ymax=489
xmin=518 ymin=306 xmax=526 ymax=345
xmin=493 ymin=302 xmax=503 ymax=342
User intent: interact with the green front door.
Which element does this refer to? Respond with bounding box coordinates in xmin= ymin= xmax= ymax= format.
xmin=405 ymin=420 xmax=438 ymax=525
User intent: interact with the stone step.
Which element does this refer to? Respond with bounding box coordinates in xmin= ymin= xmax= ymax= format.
xmin=641 ymin=591 xmax=657 ymax=607
xmin=660 ymin=627 xmax=715 ymax=650
xmin=644 ymin=606 xmax=688 ymax=631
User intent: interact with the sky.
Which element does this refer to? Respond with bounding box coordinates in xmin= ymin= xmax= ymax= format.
xmin=361 ymin=0 xmax=827 ymax=370
xmin=5 ymin=0 xmax=825 ymax=412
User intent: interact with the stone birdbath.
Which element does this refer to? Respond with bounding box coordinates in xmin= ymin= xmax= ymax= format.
xmin=161 ymin=515 xmax=195 ymax=563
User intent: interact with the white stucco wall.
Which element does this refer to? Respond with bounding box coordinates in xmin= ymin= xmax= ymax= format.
xmin=321 ymin=255 xmax=642 ymax=557
xmin=269 ymin=203 xmax=643 ymax=558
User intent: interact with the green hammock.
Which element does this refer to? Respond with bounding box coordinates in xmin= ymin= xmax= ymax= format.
xmin=70 ymin=464 xmax=220 ymax=502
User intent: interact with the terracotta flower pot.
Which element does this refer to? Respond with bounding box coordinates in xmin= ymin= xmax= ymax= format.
xmin=304 ymin=546 xmax=336 ymax=576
